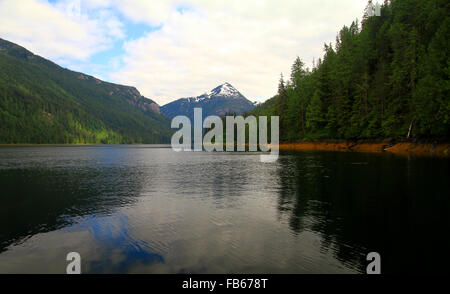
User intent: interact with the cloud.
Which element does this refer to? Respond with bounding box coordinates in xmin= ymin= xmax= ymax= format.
xmin=109 ymin=0 xmax=367 ymax=105
xmin=110 ymin=0 xmax=175 ymax=26
xmin=0 ymin=0 xmax=124 ymax=61
xmin=0 ymin=0 xmax=368 ymax=105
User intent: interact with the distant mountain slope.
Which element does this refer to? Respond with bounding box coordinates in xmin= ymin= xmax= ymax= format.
xmin=0 ymin=38 xmax=172 ymax=144
xmin=161 ymin=83 xmax=256 ymax=119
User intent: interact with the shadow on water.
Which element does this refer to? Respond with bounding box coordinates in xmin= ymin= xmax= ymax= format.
xmin=276 ymin=151 xmax=450 ymax=273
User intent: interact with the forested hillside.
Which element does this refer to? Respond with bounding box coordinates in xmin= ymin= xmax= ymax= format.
xmin=252 ymin=0 xmax=449 ymax=142
xmin=0 ymin=38 xmax=172 ymax=144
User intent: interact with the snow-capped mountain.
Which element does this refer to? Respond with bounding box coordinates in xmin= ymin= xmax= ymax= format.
xmin=208 ymin=82 xmax=243 ymax=98
xmin=186 ymin=83 xmax=246 ymax=102
xmin=161 ymin=83 xmax=255 ymax=119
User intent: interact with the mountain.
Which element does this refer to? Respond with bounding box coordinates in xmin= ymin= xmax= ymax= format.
xmin=0 ymin=38 xmax=172 ymax=144
xmin=161 ymin=83 xmax=256 ymax=119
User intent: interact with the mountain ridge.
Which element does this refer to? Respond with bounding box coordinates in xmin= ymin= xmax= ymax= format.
xmin=0 ymin=38 xmax=172 ymax=144
xmin=0 ymin=38 xmax=162 ymax=116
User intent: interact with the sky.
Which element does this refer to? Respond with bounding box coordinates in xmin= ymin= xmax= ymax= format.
xmin=0 ymin=0 xmax=368 ymax=105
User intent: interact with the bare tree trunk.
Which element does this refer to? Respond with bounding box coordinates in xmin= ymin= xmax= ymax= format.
xmin=407 ymin=121 xmax=414 ymax=139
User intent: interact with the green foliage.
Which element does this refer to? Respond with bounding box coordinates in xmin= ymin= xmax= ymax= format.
xmin=0 ymin=39 xmax=173 ymax=144
xmin=305 ymin=91 xmax=324 ymax=132
xmin=252 ymin=0 xmax=449 ymax=141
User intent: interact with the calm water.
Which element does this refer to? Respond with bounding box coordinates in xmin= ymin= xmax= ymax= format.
xmin=0 ymin=146 xmax=449 ymax=274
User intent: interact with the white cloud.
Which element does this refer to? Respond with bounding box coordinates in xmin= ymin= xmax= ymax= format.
xmin=0 ymin=0 xmax=368 ymax=105
xmin=0 ymin=0 xmax=124 ymax=61
xmin=109 ymin=0 xmax=368 ymax=105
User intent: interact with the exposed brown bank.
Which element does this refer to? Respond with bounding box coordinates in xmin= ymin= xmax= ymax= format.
xmin=279 ymin=141 xmax=450 ymax=158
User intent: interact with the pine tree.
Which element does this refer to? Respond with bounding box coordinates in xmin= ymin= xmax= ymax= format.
xmin=305 ymin=91 xmax=324 ymax=132
xmin=251 ymin=0 xmax=449 ymax=141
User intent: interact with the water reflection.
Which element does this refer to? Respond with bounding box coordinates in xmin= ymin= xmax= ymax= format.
xmin=275 ymin=151 xmax=450 ymax=273
xmin=83 ymin=214 xmax=164 ymax=273
xmin=0 ymin=146 xmax=449 ymax=274
xmin=0 ymin=166 xmax=148 ymax=253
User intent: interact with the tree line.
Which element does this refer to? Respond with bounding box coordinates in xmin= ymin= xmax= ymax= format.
xmin=252 ymin=0 xmax=449 ymax=142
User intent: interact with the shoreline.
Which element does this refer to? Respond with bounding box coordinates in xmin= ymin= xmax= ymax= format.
xmin=279 ymin=141 xmax=450 ymax=157
xmin=1 ymin=142 xmax=449 ymax=157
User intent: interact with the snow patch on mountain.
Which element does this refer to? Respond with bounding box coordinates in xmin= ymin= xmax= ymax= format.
xmin=181 ymin=83 xmax=243 ymax=104
xmin=207 ymin=82 xmax=241 ymax=98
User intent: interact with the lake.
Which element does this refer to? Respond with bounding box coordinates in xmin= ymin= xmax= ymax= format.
xmin=0 ymin=145 xmax=448 ymax=274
